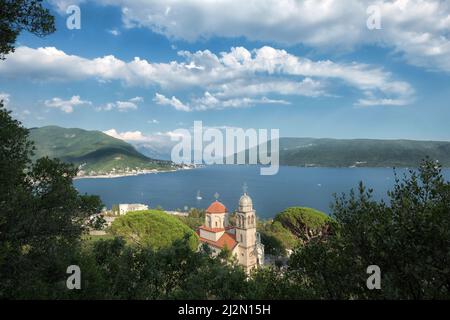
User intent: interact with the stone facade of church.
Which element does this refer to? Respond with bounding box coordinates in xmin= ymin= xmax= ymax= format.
xmin=197 ymin=193 xmax=264 ymax=273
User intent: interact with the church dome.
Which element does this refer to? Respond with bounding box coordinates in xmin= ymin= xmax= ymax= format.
xmin=239 ymin=193 xmax=253 ymax=209
xmin=206 ymin=200 xmax=227 ymax=214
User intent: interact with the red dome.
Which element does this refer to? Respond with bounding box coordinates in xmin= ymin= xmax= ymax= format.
xmin=206 ymin=200 xmax=227 ymax=214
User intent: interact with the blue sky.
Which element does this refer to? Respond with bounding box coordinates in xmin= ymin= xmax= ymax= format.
xmin=1 ymin=0 xmax=450 ymax=143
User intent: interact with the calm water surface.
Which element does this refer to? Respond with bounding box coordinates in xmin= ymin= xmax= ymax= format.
xmin=74 ymin=165 xmax=450 ymax=219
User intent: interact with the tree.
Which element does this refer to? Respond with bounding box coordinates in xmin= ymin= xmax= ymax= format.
xmin=76 ymin=236 xmax=247 ymax=300
xmin=274 ymin=207 xmax=334 ymax=244
xmin=109 ymin=210 xmax=199 ymax=250
xmin=287 ymin=159 xmax=450 ymax=299
xmin=0 ymin=102 xmax=103 ymax=298
xmin=258 ymin=207 xmax=334 ymax=256
xmin=0 ymin=0 xmax=55 ymax=59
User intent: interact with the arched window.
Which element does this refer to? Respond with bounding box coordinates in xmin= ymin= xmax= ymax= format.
xmin=251 ymin=215 xmax=255 ymax=225
xmin=207 ymin=216 xmax=211 ymax=228
xmin=248 ymin=216 xmax=251 ymax=225
xmin=215 ymin=221 xmax=218 ymax=227
xmin=240 ymin=234 xmax=243 ymax=242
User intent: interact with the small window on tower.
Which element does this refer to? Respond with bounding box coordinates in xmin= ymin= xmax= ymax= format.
xmin=240 ymin=234 xmax=243 ymax=242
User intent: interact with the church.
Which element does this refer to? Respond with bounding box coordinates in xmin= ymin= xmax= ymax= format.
xmin=197 ymin=192 xmax=264 ymax=273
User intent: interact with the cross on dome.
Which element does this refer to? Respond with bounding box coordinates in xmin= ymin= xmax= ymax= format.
xmin=242 ymin=182 xmax=248 ymax=194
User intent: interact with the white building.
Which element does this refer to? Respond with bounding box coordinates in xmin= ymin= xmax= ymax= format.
xmin=118 ymin=203 xmax=149 ymax=215
xmin=197 ymin=193 xmax=264 ymax=273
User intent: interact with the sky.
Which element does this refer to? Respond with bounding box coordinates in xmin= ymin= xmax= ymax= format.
xmin=1 ymin=0 xmax=450 ymax=144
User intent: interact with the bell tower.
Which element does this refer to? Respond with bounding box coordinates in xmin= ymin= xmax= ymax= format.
xmin=235 ymin=192 xmax=258 ymax=272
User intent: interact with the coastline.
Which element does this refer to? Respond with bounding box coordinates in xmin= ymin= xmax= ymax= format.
xmin=74 ymin=166 xmax=198 ymax=180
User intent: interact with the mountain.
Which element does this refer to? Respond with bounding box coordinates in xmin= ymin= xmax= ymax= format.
xmin=134 ymin=142 xmax=174 ymax=161
xmin=29 ymin=126 xmax=175 ymax=175
xmin=235 ymin=137 xmax=450 ymax=167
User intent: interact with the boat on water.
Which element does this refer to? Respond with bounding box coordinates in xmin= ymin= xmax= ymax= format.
xmin=196 ymin=190 xmax=202 ymax=200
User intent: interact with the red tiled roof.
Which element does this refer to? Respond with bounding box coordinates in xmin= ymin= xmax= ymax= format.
xmin=206 ymin=200 xmax=227 ymax=214
xmin=198 ymin=225 xmax=225 ymax=233
xmin=199 ymin=232 xmax=237 ymax=250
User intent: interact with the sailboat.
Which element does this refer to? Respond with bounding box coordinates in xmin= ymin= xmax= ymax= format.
xmin=196 ymin=190 xmax=202 ymax=200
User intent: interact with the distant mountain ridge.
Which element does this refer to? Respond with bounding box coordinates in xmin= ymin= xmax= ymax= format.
xmin=29 ymin=126 xmax=174 ymax=175
xmin=29 ymin=126 xmax=450 ymax=171
xmin=234 ymin=137 xmax=450 ymax=168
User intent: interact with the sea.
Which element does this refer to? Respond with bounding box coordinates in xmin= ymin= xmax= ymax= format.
xmin=74 ymin=165 xmax=450 ymax=219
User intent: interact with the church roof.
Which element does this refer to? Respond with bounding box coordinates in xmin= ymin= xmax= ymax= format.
xmin=206 ymin=200 xmax=227 ymax=214
xmin=198 ymin=225 xmax=225 ymax=233
xmin=198 ymin=231 xmax=237 ymax=250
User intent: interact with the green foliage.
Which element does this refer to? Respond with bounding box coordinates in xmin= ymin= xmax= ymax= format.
xmin=176 ymin=208 xmax=205 ymax=230
xmin=0 ymin=0 xmax=55 ymax=59
xmin=29 ymin=125 xmax=173 ymax=174
xmin=274 ymin=207 xmax=334 ymax=243
xmin=258 ymin=207 xmax=332 ymax=256
xmin=72 ymin=236 xmax=248 ymax=300
xmin=246 ymin=266 xmax=301 ymax=299
xmin=287 ymin=159 xmax=450 ymax=299
xmin=0 ymin=103 xmax=103 ymax=298
xmin=111 ymin=204 xmax=119 ymax=215
xmin=110 ymin=210 xmax=199 ymax=250
xmin=258 ymin=220 xmax=297 ymax=256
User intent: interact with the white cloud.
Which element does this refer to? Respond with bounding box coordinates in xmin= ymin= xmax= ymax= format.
xmin=97 ymin=96 xmax=143 ymax=112
xmin=48 ymin=0 xmax=450 ymax=73
xmin=103 ymin=128 xmax=185 ymax=160
xmin=44 ymin=95 xmax=91 ymax=113
xmin=188 ymin=92 xmax=291 ymax=111
xmin=104 ymin=127 xmax=184 ymax=147
xmin=153 ymin=93 xmax=190 ymax=111
xmin=103 ymin=129 xmax=151 ymax=142
xmin=107 ymin=29 xmax=121 ymax=36
xmin=116 ymin=100 xmax=138 ymax=111
xmin=356 ymin=98 xmax=410 ymax=107
xmin=147 ymin=119 xmax=159 ymax=124
xmin=129 ymin=96 xmax=144 ymax=103
xmin=1 ymin=45 xmax=414 ymax=108
xmin=0 ymin=92 xmax=10 ymax=107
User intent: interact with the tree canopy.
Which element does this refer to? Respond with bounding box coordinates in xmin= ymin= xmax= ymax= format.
xmin=109 ymin=210 xmax=199 ymax=250
xmin=0 ymin=0 xmax=55 ymax=59
xmin=0 ymin=102 xmax=103 ymax=298
xmin=258 ymin=206 xmax=333 ymax=256
xmin=286 ymin=160 xmax=450 ymax=299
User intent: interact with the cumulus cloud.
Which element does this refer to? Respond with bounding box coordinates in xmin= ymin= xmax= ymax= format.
xmin=48 ymin=0 xmax=450 ymax=73
xmin=153 ymin=93 xmax=191 ymax=111
xmin=115 ymin=101 xmax=138 ymax=111
xmin=155 ymin=92 xmax=291 ymax=112
xmin=44 ymin=95 xmax=91 ymax=113
xmin=103 ymin=129 xmax=151 ymax=142
xmin=129 ymin=96 xmax=144 ymax=103
xmin=103 ymin=128 xmax=184 ymax=155
xmin=97 ymin=96 xmax=143 ymax=112
xmin=0 ymin=45 xmax=413 ymax=108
